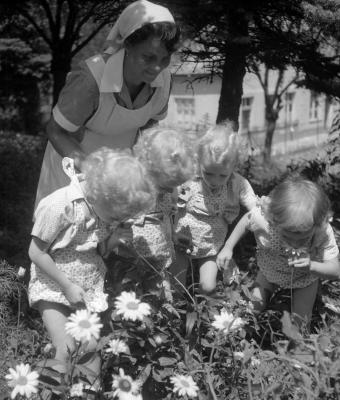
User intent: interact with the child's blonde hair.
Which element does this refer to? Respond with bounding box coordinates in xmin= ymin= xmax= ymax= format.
xmin=133 ymin=128 xmax=195 ymax=188
xmin=266 ymin=177 xmax=330 ymax=232
xmin=197 ymin=122 xmax=243 ymax=168
xmin=83 ymin=147 xmax=155 ymax=218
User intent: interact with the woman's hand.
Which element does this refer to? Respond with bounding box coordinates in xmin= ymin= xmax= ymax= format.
xmin=63 ymin=283 xmax=86 ymax=308
xmin=216 ymin=246 xmax=233 ymax=270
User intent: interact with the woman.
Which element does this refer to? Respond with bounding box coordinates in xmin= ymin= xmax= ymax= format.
xmin=35 ymin=0 xmax=180 ymax=207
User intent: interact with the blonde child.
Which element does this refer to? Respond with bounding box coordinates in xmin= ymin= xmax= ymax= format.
xmin=28 ymin=147 xmax=154 ymax=383
xmin=116 ymin=127 xmax=195 ymax=295
xmin=175 ymin=123 xmax=257 ymax=294
xmin=218 ymin=177 xmax=340 ymax=326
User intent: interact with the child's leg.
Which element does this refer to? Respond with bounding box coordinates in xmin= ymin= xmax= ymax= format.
xmin=38 ymin=301 xmax=101 ymax=386
xmin=197 ymin=257 xmax=218 ymax=293
xmin=251 ymin=271 xmax=276 ymax=312
xmin=292 ymin=279 xmax=319 ymax=328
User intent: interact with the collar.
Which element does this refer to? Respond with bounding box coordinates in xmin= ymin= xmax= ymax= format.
xmin=66 ymin=174 xmax=86 ymax=202
xmin=100 ymin=48 xmax=165 ymax=93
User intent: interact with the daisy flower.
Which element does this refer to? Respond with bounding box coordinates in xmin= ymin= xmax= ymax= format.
xmin=106 ymin=338 xmax=129 ymax=355
xmin=65 ymin=309 xmax=103 ymax=342
xmin=112 ymin=368 xmax=141 ymax=399
xmin=212 ymin=310 xmax=245 ymax=335
xmin=69 ymin=382 xmax=84 ymax=397
xmin=170 ymin=374 xmax=199 ymax=398
xmin=114 ymin=292 xmax=151 ymax=321
xmin=5 ymin=363 xmax=39 ymax=399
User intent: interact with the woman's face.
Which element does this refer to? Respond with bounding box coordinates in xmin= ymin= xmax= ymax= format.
xmin=124 ymin=36 xmax=172 ymax=84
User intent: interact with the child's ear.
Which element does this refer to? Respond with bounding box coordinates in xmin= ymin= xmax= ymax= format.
xmin=62 ymin=157 xmax=76 ymax=179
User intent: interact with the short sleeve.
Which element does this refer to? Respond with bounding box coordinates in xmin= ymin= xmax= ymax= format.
xmin=321 ymin=223 xmax=339 ymax=261
xmin=246 ymin=207 xmax=269 ymax=233
xmin=237 ymin=175 xmax=258 ymax=211
xmin=32 ymin=191 xmax=72 ymax=245
xmin=53 ymin=61 xmax=99 ymax=132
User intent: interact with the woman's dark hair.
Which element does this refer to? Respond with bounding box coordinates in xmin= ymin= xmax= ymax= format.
xmin=124 ymin=22 xmax=181 ymax=53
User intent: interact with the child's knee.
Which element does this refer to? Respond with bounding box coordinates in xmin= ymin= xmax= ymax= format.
xmin=199 ymin=279 xmax=217 ymax=293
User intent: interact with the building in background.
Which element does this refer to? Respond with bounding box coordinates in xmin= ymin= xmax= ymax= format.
xmin=162 ymin=63 xmax=338 ymax=156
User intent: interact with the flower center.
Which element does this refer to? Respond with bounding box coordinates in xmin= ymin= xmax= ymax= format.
xmin=180 ymin=379 xmax=190 ymax=388
xmin=17 ymin=376 xmax=28 ymax=386
xmin=223 ymin=320 xmax=231 ymax=329
xmin=119 ymin=378 xmax=132 ymax=392
xmin=78 ymin=319 xmax=91 ymax=329
xmin=126 ymin=301 xmax=139 ymax=310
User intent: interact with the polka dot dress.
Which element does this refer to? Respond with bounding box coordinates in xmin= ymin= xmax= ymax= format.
xmin=29 ymin=200 xmax=110 ymax=312
xmin=132 ymin=191 xmax=176 ymax=270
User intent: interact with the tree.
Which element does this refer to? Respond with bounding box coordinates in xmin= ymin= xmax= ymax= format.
xmin=251 ymin=66 xmax=299 ymax=163
xmin=1 ymin=0 xmax=126 ymax=104
xmin=164 ymin=0 xmax=340 ymax=131
xmin=0 ymin=18 xmax=49 ymax=134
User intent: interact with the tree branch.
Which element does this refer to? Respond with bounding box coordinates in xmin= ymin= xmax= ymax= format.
xmin=71 ymin=21 xmax=108 ymax=57
xmin=38 ymin=0 xmax=56 ymax=35
xmin=20 ymin=8 xmax=52 ymax=47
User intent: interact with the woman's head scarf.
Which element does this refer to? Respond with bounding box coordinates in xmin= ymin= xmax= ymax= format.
xmin=105 ymin=0 xmax=175 ymax=54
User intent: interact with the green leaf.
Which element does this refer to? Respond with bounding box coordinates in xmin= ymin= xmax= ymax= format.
xmin=38 ymin=374 xmax=61 ymax=387
xmin=74 ymin=364 xmax=97 ymax=378
xmin=186 ymin=311 xmax=197 ymax=336
xmin=77 ymin=351 xmax=97 ymax=365
xmin=37 ymin=359 xmax=63 ymax=370
xmin=158 ymin=357 xmax=178 ymax=366
xmin=281 ymin=311 xmax=302 ymax=341
xmin=138 ymin=364 xmax=152 ymax=384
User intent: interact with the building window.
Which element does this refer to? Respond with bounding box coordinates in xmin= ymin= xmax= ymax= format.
xmin=175 ymin=97 xmax=195 ymax=127
xmin=240 ymin=97 xmax=253 ymax=132
xmin=284 ymin=92 xmax=295 ymax=125
xmin=309 ymin=92 xmax=321 ymax=121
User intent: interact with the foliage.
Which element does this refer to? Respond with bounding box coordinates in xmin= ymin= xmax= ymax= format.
xmin=0 ymin=0 xmax=127 ymax=103
xmin=163 ymin=0 xmax=340 ymax=127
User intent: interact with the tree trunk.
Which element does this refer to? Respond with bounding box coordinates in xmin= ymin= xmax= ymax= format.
xmin=263 ymin=115 xmax=278 ymax=164
xmin=216 ymin=10 xmax=248 ymax=129
xmin=51 ymin=51 xmax=72 ymax=106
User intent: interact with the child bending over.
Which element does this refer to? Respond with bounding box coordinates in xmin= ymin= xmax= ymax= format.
xmin=115 ymin=127 xmax=195 ymax=296
xmin=175 ymin=123 xmax=257 ymax=294
xmin=218 ymin=177 xmax=340 ymax=326
xmin=28 ymin=148 xmax=154 ymax=383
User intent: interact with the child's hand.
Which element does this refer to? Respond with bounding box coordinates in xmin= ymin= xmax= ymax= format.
xmin=288 ymin=254 xmax=311 ymax=269
xmin=63 ymin=283 xmax=86 ymax=308
xmin=174 ymin=232 xmax=193 ymax=254
xmin=216 ymin=247 xmax=233 ymax=270
xmin=116 ymin=222 xmax=133 ymax=247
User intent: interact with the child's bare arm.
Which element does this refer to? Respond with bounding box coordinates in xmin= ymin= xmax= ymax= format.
xmin=291 ymin=255 xmax=340 ymax=280
xmin=217 ymin=213 xmax=249 ymax=269
xmin=29 ymin=237 xmax=85 ymax=306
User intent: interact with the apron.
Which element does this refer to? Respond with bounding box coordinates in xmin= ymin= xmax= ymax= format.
xmin=35 ymin=52 xmax=171 ymax=208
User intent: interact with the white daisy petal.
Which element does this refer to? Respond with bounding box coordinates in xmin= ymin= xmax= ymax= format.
xmin=105 ymin=339 xmax=129 ymax=355
xmin=112 ymin=368 xmax=142 ymax=399
xmin=6 ymin=363 xmax=39 ymax=400
xmin=114 ymin=292 xmax=151 ymax=322
xmin=170 ymin=374 xmax=199 ymax=398
xmin=65 ymin=309 xmax=103 ymax=343
xmin=212 ymin=310 xmax=245 ymax=335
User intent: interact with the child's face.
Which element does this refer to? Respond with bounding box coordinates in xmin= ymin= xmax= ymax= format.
xmin=278 ymin=227 xmax=315 ymax=249
xmin=200 ymin=161 xmax=233 ymax=189
xmin=92 ymin=199 xmax=127 ymax=224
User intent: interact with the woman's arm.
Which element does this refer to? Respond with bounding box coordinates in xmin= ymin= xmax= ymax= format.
xmin=47 ymin=118 xmax=86 ymax=172
xmin=29 ymin=237 xmax=85 ymax=306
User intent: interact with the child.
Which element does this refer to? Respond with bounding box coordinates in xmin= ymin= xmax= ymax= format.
xmin=175 ymin=123 xmax=257 ymax=294
xmin=218 ymin=177 xmax=340 ymax=326
xmin=28 ymin=147 xmax=154 ymax=382
xmin=116 ymin=127 xmax=195 ymax=296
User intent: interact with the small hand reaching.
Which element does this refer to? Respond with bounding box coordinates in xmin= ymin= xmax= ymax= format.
xmin=216 ymin=246 xmax=233 ymax=270
xmin=64 ymin=283 xmax=86 ymax=309
xmin=288 ymin=254 xmax=311 ymax=269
